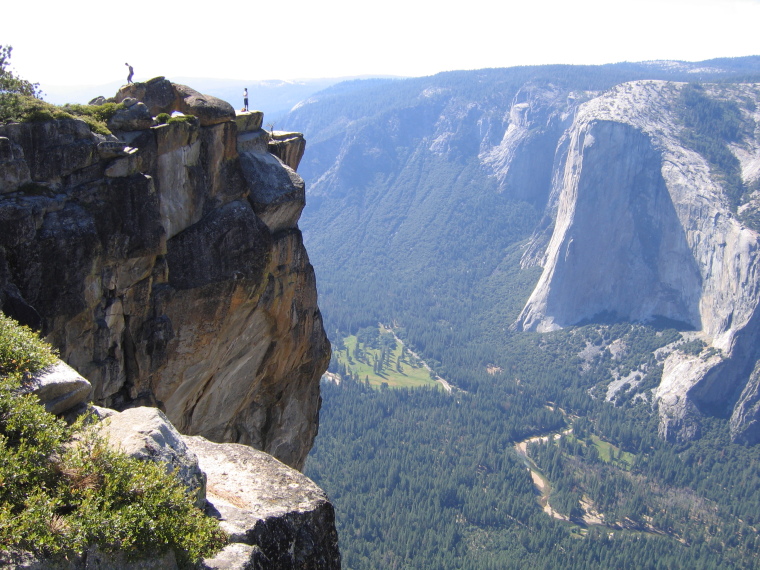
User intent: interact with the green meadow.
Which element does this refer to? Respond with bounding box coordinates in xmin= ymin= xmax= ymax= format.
xmin=333 ymin=326 xmax=440 ymax=389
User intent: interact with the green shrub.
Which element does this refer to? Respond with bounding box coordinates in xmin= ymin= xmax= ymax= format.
xmin=155 ymin=112 xmax=171 ymax=125
xmin=0 ymin=45 xmax=41 ymax=124
xmin=60 ymin=102 xmax=125 ymax=135
xmin=62 ymin=102 xmax=122 ymax=124
xmin=0 ymin=95 xmax=124 ymax=136
xmin=167 ymin=114 xmax=197 ymax=126
xmin=0 ymin=315 xmax=227 ymax=566
xmin=0 ymin=313 xmax=57 ymax=382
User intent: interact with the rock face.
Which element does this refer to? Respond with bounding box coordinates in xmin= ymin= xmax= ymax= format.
xmin=509 ymin=81 xmax=760 ymax=442
xmin=731 ymin=360 xmax=760 ymax=444
xmin=268 ymin=131 xmax=306 ymax=172
xmin=0 ymin=79 xmax=328 ymax=469
xmin=516 ymin=118 xmax=702 ymax=333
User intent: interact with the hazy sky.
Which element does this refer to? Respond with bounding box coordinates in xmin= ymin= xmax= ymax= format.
xmin=3 ymin=0 xmax=759 ymax=90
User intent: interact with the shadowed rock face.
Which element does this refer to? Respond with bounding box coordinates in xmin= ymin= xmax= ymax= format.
xmin=0 ymin=82 xmax=328 ymax=470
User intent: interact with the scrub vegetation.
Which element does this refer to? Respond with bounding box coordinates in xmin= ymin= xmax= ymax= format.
xmin=0 ymin=314 xmax=226 ymax=567
xmin=1 ymin=44 xmax=123 ymax=134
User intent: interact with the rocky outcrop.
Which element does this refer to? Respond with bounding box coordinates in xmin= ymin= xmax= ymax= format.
xmin=268 ymin=131 xmax=306 ymax=172
xmin=98 ymin=406 xmax=207 ymax=509
xmin=108 ymin=98 xmax=154 ymax=132
xmin=0 ymin=79 xmax=329 ymax=469
xmin=114 ymin=77 xmax=236 ymax=127
xmin=5 ymin=396 xmax=340 ymax=569
xmin=510 ymin=81 xmax=760 ymax=442
xmin=186 ymin=436 xmax=341 ymax=570
xmin=96 ymin=408 xmax=341 ymax=568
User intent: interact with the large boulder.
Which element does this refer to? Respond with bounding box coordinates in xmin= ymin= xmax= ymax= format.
xmin=107 ymin=102 xmax=154 ymax=132
xmin=99 ymin=407 xmax=206 ymax=508
xmin=115 ymin=77 xmax=179 ymax=117
xmin=21 ymin=360 xmax=91 ymax=415
xmin=239 ymin=151 xmax=305 ymax=233
xmin=235 ymin=111 xmax=264 ymax=133
xmin=174 ymin=84 xmax=236 ymax=127
xmin=184 ymin=436 xmax=341 ymax=570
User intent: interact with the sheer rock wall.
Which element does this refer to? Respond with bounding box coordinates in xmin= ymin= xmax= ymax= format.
xmin=0 ymin=79 xmax=330 ymax=469
xmin=507 ymin=81 xmax=760 ymax=442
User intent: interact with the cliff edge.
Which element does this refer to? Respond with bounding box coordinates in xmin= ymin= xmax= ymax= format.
xmin=0 ymin=77 xmax=330 ymax=470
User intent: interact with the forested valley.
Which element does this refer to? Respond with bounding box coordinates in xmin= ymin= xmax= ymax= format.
xmin=308 ymin=321 xmax=760 ymax=569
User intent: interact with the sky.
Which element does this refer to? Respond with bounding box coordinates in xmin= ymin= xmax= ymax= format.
xmin=2 ymin=0 xmax=759 ymax=91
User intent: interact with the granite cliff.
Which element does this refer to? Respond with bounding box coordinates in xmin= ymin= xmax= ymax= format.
xmin=0 ymin=77 xmax=329 ymax=470
xmin=508 ymin=81 xmax=760 ymax=443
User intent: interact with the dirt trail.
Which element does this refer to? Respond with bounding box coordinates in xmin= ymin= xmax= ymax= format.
xmin=514 ymin=428 xmax=573 ymax=522
xmin=514 ymin=418 xmax=666 ymax=534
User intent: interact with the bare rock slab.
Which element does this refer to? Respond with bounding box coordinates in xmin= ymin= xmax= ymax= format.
xmin=23 ymin=360 xmax=92 ymax=415
xmin=235 ymin=111 xmax=264 ymax=133
xmin=184 ymin=436 xmax=340 ymax=570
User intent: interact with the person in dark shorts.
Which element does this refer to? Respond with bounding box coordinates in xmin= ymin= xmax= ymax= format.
xmin=126 ymin=63 xmax=134 ymax=84
xmin=243 ymin=88 xmax=249 ymax=112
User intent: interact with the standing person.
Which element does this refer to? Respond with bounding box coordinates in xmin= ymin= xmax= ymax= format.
xmin=125 ymin=63 xmax=134 ymax=84
xmin=243 ymin=88 xmax=249 ymax=112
